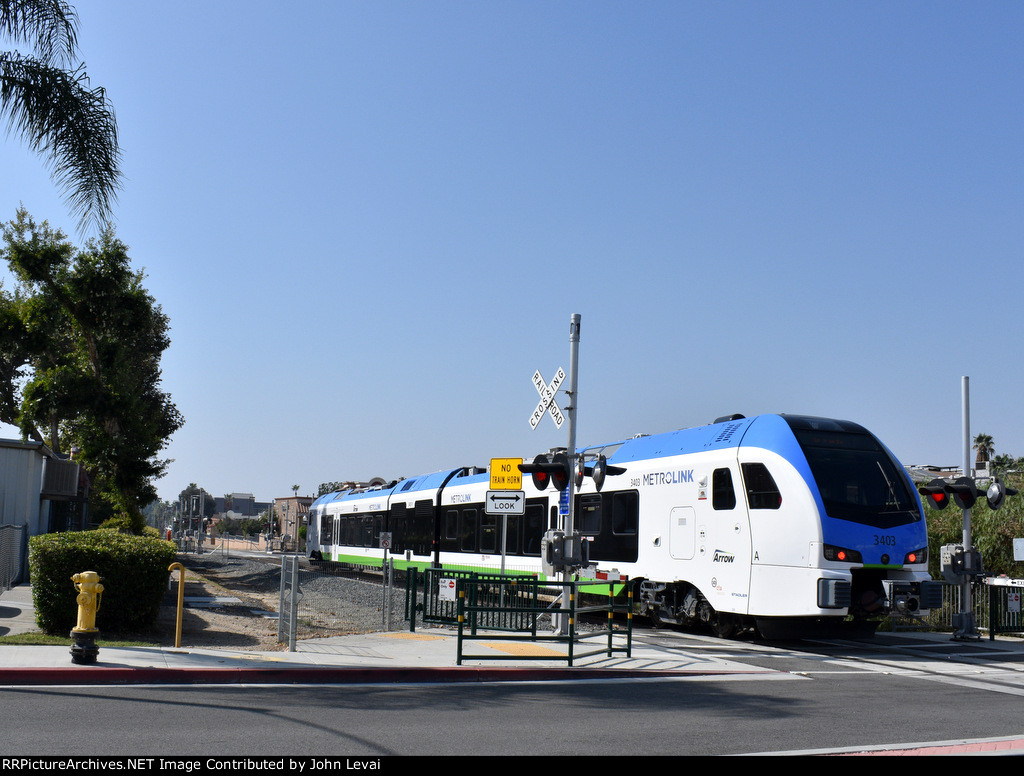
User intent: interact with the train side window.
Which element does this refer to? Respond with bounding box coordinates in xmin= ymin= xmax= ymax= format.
xmin=611 ymin=491 xmax=638 ymax=535
xmin=460 ymin=508 xmax=478 ymax=552
xmin=741 ymin=462 xmax=782 ymax=509
xmin=391 ymin=513 xmax=405 ymax=552
xmin=320 ymin=514 xmax=331 ymax=543
xmin=524 ymin=504 xmax=544 ymax=556
xmin=713 ymin=468 xmax=737 ymax=510
xmin=578 ymin=494 xmax=601 ymax=536
xmin=349 ymin=517 xmax=358 ymax=547
xmin=444 ymin=509 xmax=458 ymax=541
xmin=480 ymin=514 xmax=497 ymax=553
xmin=504 ymin=515 xmax=520 ymax=554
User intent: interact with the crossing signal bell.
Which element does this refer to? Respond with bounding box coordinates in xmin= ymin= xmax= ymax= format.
xmin=591 ymin=455 xmax=625 ymax=491
xmin=986 ymin=478 xmax=1018 ymax=510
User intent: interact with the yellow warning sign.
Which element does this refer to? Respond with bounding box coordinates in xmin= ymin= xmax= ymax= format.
xmin=490 ymin=458 xmax=523 ymax=490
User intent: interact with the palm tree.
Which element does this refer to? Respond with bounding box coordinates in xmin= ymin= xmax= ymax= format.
xmin=1 ymin=0 xmax=122 ymax=231
xmin=973 ymin=433 xmax=994 ymax=468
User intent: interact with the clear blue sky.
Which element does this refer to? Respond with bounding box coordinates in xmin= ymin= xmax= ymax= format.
xmin=2 ymin=1 xmax=1022 ymax=504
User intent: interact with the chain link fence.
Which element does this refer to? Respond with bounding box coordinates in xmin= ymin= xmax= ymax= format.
xmin=274 ymin=554 xmax=409 ymax=649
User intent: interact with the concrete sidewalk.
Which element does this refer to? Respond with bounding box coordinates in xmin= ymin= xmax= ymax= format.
xmin=0 ymin=582 xmax=770 ymax=685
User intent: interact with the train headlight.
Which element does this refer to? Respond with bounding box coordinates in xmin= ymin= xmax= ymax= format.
xmin=904 ymin=547 xmax=927 ymax=565
xmin=823 ymin=544 xmax=862 ymax=563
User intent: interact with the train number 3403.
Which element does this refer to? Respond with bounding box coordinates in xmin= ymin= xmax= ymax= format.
xmin=873 ymin=534 xmax=896 ymax=547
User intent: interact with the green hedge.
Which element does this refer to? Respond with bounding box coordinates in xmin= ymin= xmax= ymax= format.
xmin=29 ymin=529 xmax=177 ymax=635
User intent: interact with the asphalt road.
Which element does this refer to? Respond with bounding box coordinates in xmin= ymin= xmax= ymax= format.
xmin=4 ymin=632 xmax=1024 ymax=756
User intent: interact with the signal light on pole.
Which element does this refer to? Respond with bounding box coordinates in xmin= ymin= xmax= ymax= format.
xmin=947 ymin=477 xmax=979 ymax=509
xmin=918 ymin=479 xmax=950 ymax=510
xmin=521 ymin=453 xmax=551 ymax=490
xmin=519 ymin=453 xmax=572 ymax=492
xmin=550 ymin=452 xmax=570 ymax=491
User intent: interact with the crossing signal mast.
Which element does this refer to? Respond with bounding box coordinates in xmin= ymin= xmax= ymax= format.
xmin=919 ymin=377 xmax=1019 ymax=640
xmin=519 ymin=314 xmax=626 ymax=634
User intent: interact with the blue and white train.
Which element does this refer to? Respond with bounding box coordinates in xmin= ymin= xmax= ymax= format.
xmin=307 ymin=413 xmax=939 ymax=638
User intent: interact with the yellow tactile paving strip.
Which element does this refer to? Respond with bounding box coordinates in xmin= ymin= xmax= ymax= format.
xmin=479 ymin=642 xmax=566 ymax=657
xmin=380 ymin=632 xmax=447 ymax=641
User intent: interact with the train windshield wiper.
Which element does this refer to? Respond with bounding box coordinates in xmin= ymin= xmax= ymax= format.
xmin=877 ymin=461 xmax=902 ymax=511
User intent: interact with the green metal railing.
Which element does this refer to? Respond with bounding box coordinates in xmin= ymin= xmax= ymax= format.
xmin=406 ymin=567 xmax=543 ymax=632
xmin=455 ymin=577 xmax=634 ymax=667
xmin=987 ymin=582 xmax=1024 ymax=639
xmin=890 ymin=579 xmax=1024 ymax=639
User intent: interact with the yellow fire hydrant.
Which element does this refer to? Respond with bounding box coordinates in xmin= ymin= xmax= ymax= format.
xmin=70 ymin=571 xmax=103 ymax=664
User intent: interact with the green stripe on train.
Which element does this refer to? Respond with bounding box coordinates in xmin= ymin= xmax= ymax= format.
xmin=325 ymin=551 xmax=627 ymax=594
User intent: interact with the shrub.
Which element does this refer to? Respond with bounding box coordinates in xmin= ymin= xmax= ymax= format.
xmin=29 ymin=529 xmax=176 ymax=634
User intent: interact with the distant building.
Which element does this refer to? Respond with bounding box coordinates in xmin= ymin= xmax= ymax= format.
xmin=274 ymin=494 xmax=312 ymax=549
xmin=216 ymin=492 xmax=256 ymax=517
xmin=212 ymin=493 xmax=272 ymax=518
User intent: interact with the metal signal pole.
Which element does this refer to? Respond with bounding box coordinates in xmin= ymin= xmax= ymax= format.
xmin=957 ymin=376 xmax=980 ymax=639
xmin=556 ymin=314 xmax=581 ymax=636
xmin=565 ymin=314 xmax=580 ymax=538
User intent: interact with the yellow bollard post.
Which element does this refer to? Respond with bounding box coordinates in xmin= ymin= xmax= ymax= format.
xmin=168 ymin=562 xmax=185 ymax=648
xmin=70 ymin=571 xmax=103 ymax=664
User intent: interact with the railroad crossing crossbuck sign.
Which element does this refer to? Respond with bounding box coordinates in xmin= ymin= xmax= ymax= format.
xmin=529 ymin=367 xmax=566 ymax=429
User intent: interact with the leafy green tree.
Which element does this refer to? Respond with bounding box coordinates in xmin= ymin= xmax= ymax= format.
xmin=1 ymin=0 xmax=122 ymax=231
xmin=317 ymin=481 xmax=346 ymax=496
xmin=142 ymin=498 xmax=175 ymax=531
xmin=0 ymin=208 xmax=183 ymax=533
xmin=991 ymin=454 xmax=1024 ymax=477
xmin=239 ymin=517 xmax=266 ymax=537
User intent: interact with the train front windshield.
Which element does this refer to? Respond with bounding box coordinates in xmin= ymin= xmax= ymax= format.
xmin=792 ymin=427 xmax=920 ymax=529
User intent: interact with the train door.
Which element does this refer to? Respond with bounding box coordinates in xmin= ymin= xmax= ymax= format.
xmin=741 ymin=450 xmax=820 ymax=616
xmin=669 ymin=507 xmax=695 ymax=560
xmin=696 ymin=464 xmax=751 ymax=616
